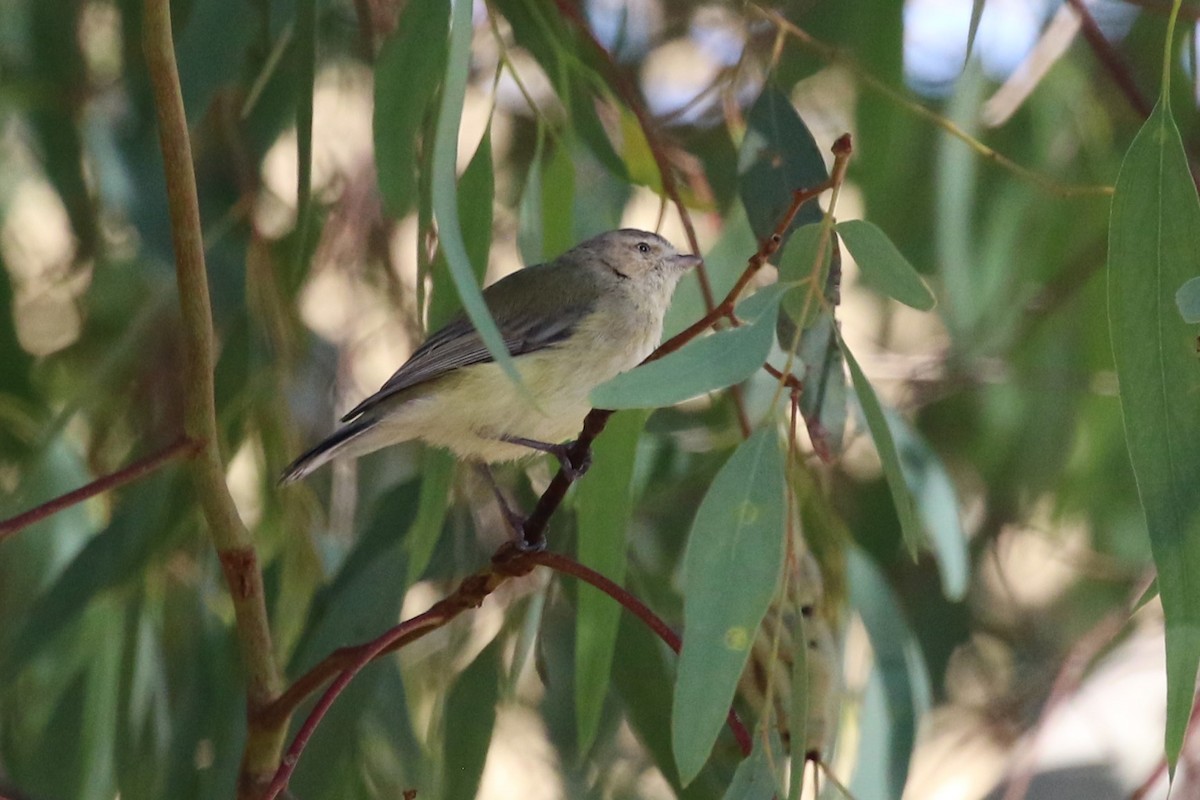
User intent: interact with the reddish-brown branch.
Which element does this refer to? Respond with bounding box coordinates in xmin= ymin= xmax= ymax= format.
xmin=1064 ymin=0 xmax=1153 ymax=120
xmin=263 ymin=544 xmax=540 ymax=799
xmin=0 ymin=436 xmax=201 ymax=541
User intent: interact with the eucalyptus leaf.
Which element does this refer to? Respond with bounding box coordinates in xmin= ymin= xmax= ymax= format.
xmin=673 ymin=428 xmax=787 ymax=785
xmin=431 ymin=0 xmax=519 ymax=384
xmin=840 ymin=340 xmax=924 ymax=558
xmin=837 ymin=219 xmax=935 ymax=311
xmin=738 ymin=87 xmax=828 ymax=251
xmin=847 ymin=548 xmax=931 ymax=799
xmin=1108 ymin=97 xmax=1200 ymax=768
xmin=575 ymin=409 xmax=647 ymax=755
xmin=374 ymin=0 xmax=449 ymax=218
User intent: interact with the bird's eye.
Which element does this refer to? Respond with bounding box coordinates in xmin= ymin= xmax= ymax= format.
xmin=636 ymin=242 xmax=651 ymax=254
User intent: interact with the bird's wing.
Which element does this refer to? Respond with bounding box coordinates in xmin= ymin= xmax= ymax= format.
xmin=340 ymin=299 xmax=593 ymax=422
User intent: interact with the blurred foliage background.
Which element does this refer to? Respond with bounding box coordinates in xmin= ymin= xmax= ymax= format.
xmin=0 ymin=0 xmax=1194 ymax=798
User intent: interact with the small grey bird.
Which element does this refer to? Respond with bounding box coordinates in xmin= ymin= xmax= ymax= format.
xmin=280 ymin=229 xmax=700 ymax=483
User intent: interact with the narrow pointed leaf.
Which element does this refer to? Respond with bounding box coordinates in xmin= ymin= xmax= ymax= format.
xmin=847 ymin=548 xmax=932 ymax=799
xmin=374 ymin=0 xmax=449 ymax=218
xmin=883 ymin=409 xmax=969 ymax=600
xmin=431 ymin=0 xmax=518 ymax=383
xmin=837 ymin=220 xmax=935 ymax=311
xmin=840 ymin=340 xmax=923 ymax=558
xmin=443 ymin=642 xmax=500 ymax=800
xmin=575 ymin=409 xmax=647 ymax=754
xmin=590 ymin=285 xmax=786 ymax=409
xmin=1108 ymin=98 xmax=1200 ymax=767
xmin=738 ymin=87 xmax=828 ymax=250
xmin=673 ymin=428 xmax=787 ymax=785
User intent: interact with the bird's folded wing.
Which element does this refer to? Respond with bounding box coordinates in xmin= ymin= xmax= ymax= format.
xmin=340 ymin=303 xmax=592 ymax=422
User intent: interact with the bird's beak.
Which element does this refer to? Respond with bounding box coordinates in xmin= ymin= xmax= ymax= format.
xmin=671 ymin=253 xmax=703 ymax=271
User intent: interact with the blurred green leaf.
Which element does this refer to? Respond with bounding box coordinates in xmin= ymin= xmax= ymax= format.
xmin=591 ymin=285 xmax=786 ymax=409
xmin=519 ymin=138 xmax=576 ymax=266
xmin=373 ymin=0 xmax=450 ymax=218
xmin=738 ymin=87 xmax=828 ymax=251
xmin=574 ymin=409 xmax=647 ymax=754
xmin=847 ymin=548 xmax=931 ymax=799
xmin=883 ymin=409 xmax=969 ymax=600
xmin=674 ymin=427 xmax=787 ymax=785
xmin=429 ymin=131 xmax=495 ymax=329
xmin=776 ymin=224 xmax=831 ymax=330
xmin=1108 ymin=97 xmax=1200 ymax=768
xmin=841 ymin=340 xmax=923 ymax=559
xmin=1175 ymin=276 xmax=1200 ymax=323
xmin=431 ymin=0 xmax=519 ymax=383
xmin=0 ymin=473 xmax=183 ymax=686
xmin=837 ymin=220 xmax=935 ymax=311
xmin=443 ymin=641 xmax=500 ymax=800
xmin=406 ymin=448 xmax=456 ymax=584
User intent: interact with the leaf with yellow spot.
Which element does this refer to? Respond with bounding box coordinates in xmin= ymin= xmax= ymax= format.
xmin=673 ymin=427 xmax=787 ymax=785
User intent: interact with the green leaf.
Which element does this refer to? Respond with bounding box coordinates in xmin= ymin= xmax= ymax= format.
xmin=406 ymin=448 xmax=456 ymax=584
xmin=574 ymin=409 xmax=647 ymax=754
xmin=776 ymin=224 xmax=831 ymax=331
xmin=1175 ymin=276 xmax=1200 ymax=323
xmin=840 ymin=340 xmax=923 ymax=558
xmin=673 ymin=428 xmax=787 ymax=785
xmin=374 ymin=0 xmax=450 ymax=218
xmin=836 ymin=220 xmax=935 ymax=311
xmin=0 ymin=473 xmax=182 ymax=686
xmin=883 ymin=409 xmax=969 ymax=600
xmin=847 ymin=548 xmax=931 ymax=799
xmin=430 ymin=0 xmax=519 ymax=384
xmin=519 ymin=139 xmax=576 ymax=266
xmin=590 ymin=285 xmax=786 ymax=409
xmin=1108 ymin=97 xmax=1200 ymax=768
xmin=429 ymin=132 xmax=494 ymax=330
xmin=738 ymin=87 xmax=828 ymax=251
xmin=443 ymin=641 xmax=500 ymax=800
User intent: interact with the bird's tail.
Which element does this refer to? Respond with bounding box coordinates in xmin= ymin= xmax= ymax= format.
xmin=279 ymin=416 xmax=382 ymax=485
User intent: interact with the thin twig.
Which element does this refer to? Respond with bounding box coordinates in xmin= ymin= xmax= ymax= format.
xmin=142 ymin=0 xmax=286 ymax=793
xmin=0 ymin=437 xmax=201 ymax=541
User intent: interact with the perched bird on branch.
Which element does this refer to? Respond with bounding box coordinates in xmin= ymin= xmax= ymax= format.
xmin=281 ymin=229 xmax=699 ymax=484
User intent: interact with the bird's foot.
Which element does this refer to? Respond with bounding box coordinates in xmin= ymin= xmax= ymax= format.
xmin=502 ymin=436 xmax=592 ymax=480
